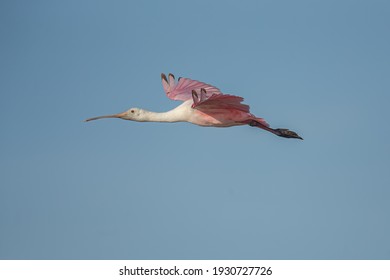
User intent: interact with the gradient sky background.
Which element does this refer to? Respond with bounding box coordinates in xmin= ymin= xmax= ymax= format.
xmin=1 ymin=0 xmax=389 ymax=259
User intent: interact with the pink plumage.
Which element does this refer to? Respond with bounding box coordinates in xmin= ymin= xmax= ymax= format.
xmin=85 ymin=73 xmax=302 ymax=140
xmin=162 ymin=73 xmax=221 ymax=101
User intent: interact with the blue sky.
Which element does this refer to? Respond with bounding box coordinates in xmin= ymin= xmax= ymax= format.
xmin=1 ymin=0 xmax=389 ymax=259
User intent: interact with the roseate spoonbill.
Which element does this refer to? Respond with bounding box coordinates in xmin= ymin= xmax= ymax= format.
xmin=85 ymin=73 xmax=303 ymax=140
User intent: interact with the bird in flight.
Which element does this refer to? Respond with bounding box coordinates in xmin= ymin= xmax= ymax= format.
xmin=85 ymin=73 xmax=303 ymax=140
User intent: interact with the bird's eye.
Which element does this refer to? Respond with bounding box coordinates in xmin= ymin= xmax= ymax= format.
xmin=130 ymin=110 xmax=135 ymax=113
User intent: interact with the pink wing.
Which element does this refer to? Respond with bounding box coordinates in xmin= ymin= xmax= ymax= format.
xmin=161 ymin=73 xmax=221 ymax=101
xmin=191 ymin=89 xmax=270 ymax=127
xmin=192 ymin=89 xmax=249 ymax=112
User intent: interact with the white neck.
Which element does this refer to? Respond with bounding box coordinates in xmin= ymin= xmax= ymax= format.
xmin=140 ymin=109 xmax=186 ymax=123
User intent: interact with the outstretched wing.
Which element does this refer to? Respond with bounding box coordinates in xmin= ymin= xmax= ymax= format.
xmin=161 ymin=73 xmax=221 ymax=101
xmin=191 ymin=88 xmax=250 ymax=112
xmin=191 ymin=89 xmax=270 ymax=127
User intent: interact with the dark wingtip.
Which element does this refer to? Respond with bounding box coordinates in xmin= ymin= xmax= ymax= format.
xmin=161 ymin=73 xmax=168 ymax=82
xmin=178 ymin=77 xmax=182 ymax=81
xmin=168 ymin=73 xmax=175 ymax=80
xmin=200 ymin=88 xmax=206 ymax=94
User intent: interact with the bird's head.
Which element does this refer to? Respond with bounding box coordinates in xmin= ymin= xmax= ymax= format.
xmin=274 ymin=128 xmax=303 ymax=140
xmin=84 ymin=108 xmax=144 ymax=122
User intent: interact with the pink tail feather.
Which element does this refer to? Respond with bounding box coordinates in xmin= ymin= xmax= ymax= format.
xmin=250 ymin=117 xmax=269 ymax=128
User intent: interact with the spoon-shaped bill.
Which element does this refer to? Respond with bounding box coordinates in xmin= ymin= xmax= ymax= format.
xmin=84 ymin=112 xmax=126 ymax=122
